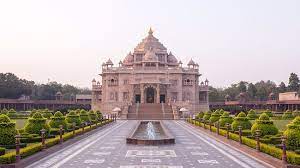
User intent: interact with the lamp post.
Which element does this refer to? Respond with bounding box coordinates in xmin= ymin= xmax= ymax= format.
xmin=59 ymin=125 xmax=64 ymax=144
xmin=226 ymin=123 xmax=230 ymax=139
xmin=41 ymin=129 xmax=46 ymax=150
xmin=255 ymin=130 xmax=261 ymax=152
xmin=216 ymin=121 xmax=220 ymax=135
xmin=72 ymin=122 xmax=76 ymax=135
xmin=15 ymin=134 xmax=21 ymax=162
xmin=238 ymin=126 xmax=242 ymax=144
xmin=281 ymin=136 xmax=287 ymax=165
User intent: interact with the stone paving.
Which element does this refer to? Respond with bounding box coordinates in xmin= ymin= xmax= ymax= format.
xmin=26 ymin=120 xmax=272 ymax=168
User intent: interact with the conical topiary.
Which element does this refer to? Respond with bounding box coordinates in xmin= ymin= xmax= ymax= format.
xmin=251 ymin=113 xmax=278 ymax=136
xmin=7 ymin=109 xmax=17 ymax=118
xmin=88 ymin=110 xmax=97 ymax=123
xmin=247 ymin=109 xmax=258 ymax=120
xmin=282 ymin=110 xmax=294 ymax=120
xmin=231 ymin=112 xmax=252 ymax=131
xmin=79 ymin=110 xmax=91 ymax=123
xmin=96 ymin=111 xmax=103 ymax=120
xmin=1 ymin=108 xmax=8 ymax=115
xmin=24 ymin=112 xmax=50 ymax=134
xmin=218 ymin=109 xmax=225 ymax=115
xmin=202 ymin=111 xmax=212 ymax=121
xmin=284 ymin=116 xmax=300 ymax=150
xmin=29 ymin=109 xmax=37 ymax=117
xmin=219 ymin=112 xmax=233 ymax=127
xmin=42 ymin=109 xmax=53 ymax=119
xmin=49 ymin=111 xmax=67 ymax=129
xmin=0 ymin=114 xmax=18 ymax=145
xmin=209 ymin=111 xmax=221 ymax=123
xmin=66 ymin=110 xmax=81 ymax=126
xmin=263 ymin=109 xmax=273 ymax=117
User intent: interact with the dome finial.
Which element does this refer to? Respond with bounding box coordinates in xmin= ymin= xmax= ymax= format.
xmin=148 ymin=27 xmax=153 ymax=35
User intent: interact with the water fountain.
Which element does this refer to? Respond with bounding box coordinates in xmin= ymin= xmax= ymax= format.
xmin=126 ymin=121 xmax=175 ymax=145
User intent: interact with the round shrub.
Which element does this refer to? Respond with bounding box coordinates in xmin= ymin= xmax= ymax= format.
xmin=284 ymin=116 xmax=300 ymax=150
xmin=88 ymin=110 xmax=97 ymax=123
xmin=79 ymin=110 xmax=91 ymax=123
xmin=218 ymin=109 xmax=225 ymax=115
xmin=195 ymin=112 xmax=204 ymax=120
xmin=7 ymin=109 xmax=17 ymax=118
xmin=282 ymin=110 xmax=294 ymax=120
xmin=292 ymin=110 xmax=300 ymax=117
xmin=29 ymin=109 xmax=37 ymax=117
xmin=0 ymin=114 xmax=18 ymax=145
xmin=251 ymin=113 xmax=279 ymax=137
xmin=66 ymin=111 xmax=81 ymax=126
xmin=231 ymin=112 xmax=252 ymax=131
xmin=42 ymin=109 xmax=53 ymax=119
xmin=0 ymin=147 xmax=5 ymax=156
xmin=219 ymin=112 xmax=233 ymax=127
xmin=247 ymin=109 xmax=257 ymax=120
xmin=49 ymin=111 xmax=67 ymax=129
xmin=24 ymin=112 xmax=50 ymax=135
xmin=209 ymin=111 xmax=221 ymax=123
xmin=263 ymin=109 xmax=273 ymax=117
xmin=202 ymin=111 xmax=212 ymax=121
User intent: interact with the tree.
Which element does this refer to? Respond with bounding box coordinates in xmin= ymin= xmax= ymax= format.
xmin=247 ymin=83 xmax=257 ymax=100
xmin=288 ymin=73 xmax=300 ymax=92
xmin=237 ymin=81 xmax=247 ymax=93
xmin=278 ymin=82 xmax=287 ymax=93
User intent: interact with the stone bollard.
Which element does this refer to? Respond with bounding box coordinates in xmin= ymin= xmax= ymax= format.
xmin=15 ymin=134 xmax=21 ymax=162
xmin=226 ymin=123 xmax=230 ymax=139
xmin=72 ymin=122 xmax=76 ymax=135
xmin=281 ymin=136 xmax=287 ymax=165
xmin=238 ymin=126 xmax=242 ymax=144
xmin=59 ymin=125 xmax=63 ymax=144
xmin=209 ymin=121 xmax=212 ymax=132
xmin=81 ymin=123 xmax=85 ymax=133
xmin=90 ymin=122 xmax=92 ymax=129
xmin=203 ymin=121 xmax=206 ymax=129
xmin=216 ymin=121 xmax=220 ymax=135
xmin=255 ymin=130 xmax=261 ymax=152
xmin=41 ymin=129 xmax=46 ymax=150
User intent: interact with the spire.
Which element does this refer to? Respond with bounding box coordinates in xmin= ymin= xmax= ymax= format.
xmin=148 ymin=27 xmax=153 ymax=35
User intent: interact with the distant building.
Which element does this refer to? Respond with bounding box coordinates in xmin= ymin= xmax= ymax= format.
xmin=279 ymin=92 xmax=300 ymax=101
xmin=75 ymin=94 xmax=92 ymax=103
xmin=92 ymin=28 xmax=209 ymax=118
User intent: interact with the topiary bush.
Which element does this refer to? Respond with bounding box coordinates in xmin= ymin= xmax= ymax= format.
xmin=7 ymin=109 xmax=17 ymax=118
xmin=96 ymin=111 xmax=103 ymax=120
xmin=195 ymin=112 xmax=204 ymax=120
xmin=247 ymin=109 xmax=257 ymax=120
xmin=231 ymin=112 xmax=252 ymax=131
xmin=202 ymin=111 xmax=212 ymax=122
xmin=218 ymin=109 xmax=225 ymax=115
xmin=49 ymin=111 xmax=67 ymax=129
xmin=1 ymin=108 xmax=8 ymax=115
xmin=79 ymin=110 xmax=91 ymax=123
xmin=88 ymin=110 xmax=97 ymax=123
xmin=292 ymin=110 xmax=300 ymax=117
xmin=263 ymin=109 xmax=273 ymax=117
xmin=24 ymin=112 xmax=50 ymax=135
xmin=284 ymin=116 xmax=300 ymax=150
xmin=219 ymin=112 xmax=233 ymax=127
xmin=66 ymin=111 xmax=81 ymax=126
xmin=29 ymin=109 xmax=37 ymax=117
xmin=251 ymin=113 xmax=279 ymax=137
xmin=42 ymin=109 xmax=53 ymax=119
xmin=0 ymin=147 xmax=5 ymax=156
xmin=282 ymin=110 xmax=294 ymax=120
xmin=0 ymin=114 xmax=18 ymax=146
xmin=209 ymin=111 xmax=221 ymax=123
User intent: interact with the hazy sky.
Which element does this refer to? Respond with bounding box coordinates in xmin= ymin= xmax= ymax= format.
xmin=0 ymin=0 xmax=299 ymax=88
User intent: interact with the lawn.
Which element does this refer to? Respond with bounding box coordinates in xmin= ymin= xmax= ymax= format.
xmin=12 ymin=119 xmax=27 ymax=129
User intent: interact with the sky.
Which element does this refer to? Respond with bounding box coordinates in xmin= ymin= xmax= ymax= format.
xmin=0 ymin=0 xmax=299 ymax=88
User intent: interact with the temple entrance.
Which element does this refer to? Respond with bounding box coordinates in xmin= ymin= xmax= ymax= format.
xmin=160 ymin=95 xmax=165 ymax=103
xmin=145 ymin=87 xmax=155 ymax=103
xmin=135 ymin=94 xmax=141 ymax=103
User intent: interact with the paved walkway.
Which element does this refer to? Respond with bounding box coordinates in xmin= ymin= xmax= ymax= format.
xmin=26 ymin=120 xmax=274 ymax=168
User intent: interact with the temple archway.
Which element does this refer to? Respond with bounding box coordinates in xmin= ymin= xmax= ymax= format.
xmin=145 ymin=87 xmax=156 ymax=103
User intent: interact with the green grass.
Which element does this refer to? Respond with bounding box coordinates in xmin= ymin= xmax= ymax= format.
xmin=250 ymin=119 xmax=292 ymax=131
xmin=12 ymin=119 xmax=27 ymax=129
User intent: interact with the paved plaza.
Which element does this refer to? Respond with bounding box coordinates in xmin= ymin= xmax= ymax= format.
xmin=26 ymin=121 xmax=273 ymax=168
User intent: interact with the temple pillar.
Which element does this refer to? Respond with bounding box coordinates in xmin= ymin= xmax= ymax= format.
xmin=157 ymin=84 xmax=160 ymax=103
xmin=140 ymin=84 xmax=144 ymax=104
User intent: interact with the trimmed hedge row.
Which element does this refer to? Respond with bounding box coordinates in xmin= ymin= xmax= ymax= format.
xmin=188 ymin=119 xmax=300 ymax=165
xmin=0 ymin=119 xmax=113 ymax=164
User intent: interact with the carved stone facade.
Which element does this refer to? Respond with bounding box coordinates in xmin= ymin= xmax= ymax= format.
xmin=92 ymin=29 xmax=209 ymax=117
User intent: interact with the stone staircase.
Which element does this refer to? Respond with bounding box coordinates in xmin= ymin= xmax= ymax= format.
xmin=127 ymin=103 xmax=174 ymax=120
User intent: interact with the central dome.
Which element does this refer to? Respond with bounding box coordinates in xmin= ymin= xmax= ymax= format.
xmin=134 ymin=28 xmax=167 ymax=53
xmin=143 ymin=49 xmax=158 ymax=62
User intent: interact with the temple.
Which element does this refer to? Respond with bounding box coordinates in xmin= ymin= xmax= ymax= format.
xmin=91 ymin=28 xmax=209 ymax=119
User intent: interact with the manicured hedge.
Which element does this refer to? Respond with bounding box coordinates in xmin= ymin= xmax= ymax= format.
xmin=0 ymin=114 xmax=18 ymax=145
xmin=195 ymin=112 xmax=204 ymax=120
xmin=282 ymin=110 xmax=294 ymax=120
xmin=284 ymin=117 xmax=300 ymax=150
xmin=202 ymin=111 xmax=212 ymax=121
xmin=251 ymin=113 xmax=278 ymax=137
xmin=42 ymin=109 xmax=53 ymax=119
xmin=88 ymin=110 xmax=97 ymax=123
xmin=247 ymin=109 xmax=257 ymax=120
xmin=49 ymin=111 xmax=67 ymax=129
xmin=24 ymin=112 xmax=50 ymax=135
xmin=79 ymin=110 xmax=91 ymax=123
xmin=66 ymin=111 xmax=81 ymax=126
xmin=209 ymin=111 xmax=221 ymax=123
xmin=231 ymin=112 xmax=252 ymax=131
xmin=218 ymin=112 xmax=233 ymax=127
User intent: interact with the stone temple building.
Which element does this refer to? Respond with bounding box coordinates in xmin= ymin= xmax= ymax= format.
xmin=92 ymin=28 xmax=209 ymax=119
